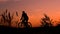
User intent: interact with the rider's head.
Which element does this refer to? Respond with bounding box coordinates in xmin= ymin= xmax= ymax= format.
xmin=22 ymin=11 xmax=25 ymax=14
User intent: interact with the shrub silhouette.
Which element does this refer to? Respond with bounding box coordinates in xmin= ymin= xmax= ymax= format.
xmin=8 ymin=12 xmax=13 ymax=27
xmin=55 ymin=21 xmax=60 ymax=27
xmin=16 ymin=11 xmax=18 ymax=16
xmin=1 ymin=9 xmax=8 ymax=23
xmin=41 ymin=14 xmax=52 ymax=27
xmin=0 ymin=9 xmax=14 ymax=27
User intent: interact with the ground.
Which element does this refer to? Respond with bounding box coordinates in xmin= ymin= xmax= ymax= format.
xmin=0 ymin=25 xmax=60 ymax=34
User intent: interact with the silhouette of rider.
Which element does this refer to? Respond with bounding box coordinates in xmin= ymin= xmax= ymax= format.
xmin=20 ymin=11 xmax=29 ymax=25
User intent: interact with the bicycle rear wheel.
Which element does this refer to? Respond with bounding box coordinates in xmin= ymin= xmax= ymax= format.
xmin=18 ymin=22 xmax=23 ymax=28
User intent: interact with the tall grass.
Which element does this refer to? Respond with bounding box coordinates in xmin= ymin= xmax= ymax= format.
xmin=0 ymin=9 xmax=14 ymax=27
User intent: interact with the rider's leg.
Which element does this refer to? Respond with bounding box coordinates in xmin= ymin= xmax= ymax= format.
xmin=21 ymin=19 xmax=25 ymax=26
xmin=25 ymin=19 xmax=29 ymax=27
xmin=22 ymin=19 xmax=27 ymax=28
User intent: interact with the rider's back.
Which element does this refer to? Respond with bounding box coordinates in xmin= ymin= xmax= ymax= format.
xmin=22 ymin=12 xmax=29 ymax=20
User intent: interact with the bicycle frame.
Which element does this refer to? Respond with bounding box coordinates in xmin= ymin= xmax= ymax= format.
xmin=18 ymin=20 xmax=32 ymax=28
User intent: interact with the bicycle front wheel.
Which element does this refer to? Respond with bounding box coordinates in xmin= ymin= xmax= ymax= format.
xmin=28 ymin=22 xmax=32 ymax=28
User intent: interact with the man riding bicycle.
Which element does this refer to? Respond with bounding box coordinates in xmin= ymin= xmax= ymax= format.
xmin=20 ymin=11 xmax=29 ymax=27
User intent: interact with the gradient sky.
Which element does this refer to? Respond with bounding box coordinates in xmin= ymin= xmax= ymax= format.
xmin=0 ymin=0 xmax=60 ymax=27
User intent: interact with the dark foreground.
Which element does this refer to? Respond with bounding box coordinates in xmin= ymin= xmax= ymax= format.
xmin=0 ymin=25 xmax=60 ymax=34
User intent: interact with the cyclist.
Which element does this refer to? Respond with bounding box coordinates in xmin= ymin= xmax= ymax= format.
xmin=20 ymin=11 xmax=29 ymax=27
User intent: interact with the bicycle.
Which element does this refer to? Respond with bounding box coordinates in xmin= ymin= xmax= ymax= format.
xmin=18 ymin=20 xmax=32 ymax=28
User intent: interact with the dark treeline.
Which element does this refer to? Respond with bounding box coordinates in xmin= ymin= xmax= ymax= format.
xmin=0 ymin=9 xmax=60 ymax=28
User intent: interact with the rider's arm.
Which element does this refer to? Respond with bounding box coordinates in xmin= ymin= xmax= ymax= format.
xmin=20 ymin=14 xmax=23 ymax=20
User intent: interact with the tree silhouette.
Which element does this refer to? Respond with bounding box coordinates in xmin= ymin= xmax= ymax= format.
xmin=41 ymin=14 xmax=52 ymax=27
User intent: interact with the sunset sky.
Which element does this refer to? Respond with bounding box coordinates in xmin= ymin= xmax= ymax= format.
xmin=0 ymin=0 xmax=60 ymax=27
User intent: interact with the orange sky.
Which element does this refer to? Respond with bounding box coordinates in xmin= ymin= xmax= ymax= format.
xmin=0 ymin=0 xmax=60 ymax=27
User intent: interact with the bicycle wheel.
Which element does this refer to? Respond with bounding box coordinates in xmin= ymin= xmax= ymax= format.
xmin=28 ymin=22 xmax=32 ymax=28
xmin=18 ymin=22 xmax=23 ymax=28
